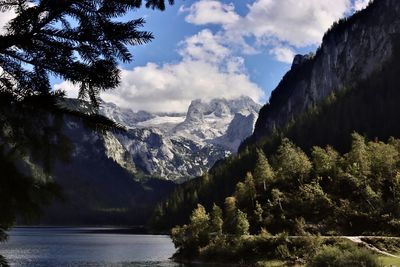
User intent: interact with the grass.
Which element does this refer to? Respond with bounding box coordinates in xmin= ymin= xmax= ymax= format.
xmin=255 ymin=260 xmax=304 ymax=267
xmin=379 ymin=254 xmax=400 ymax=267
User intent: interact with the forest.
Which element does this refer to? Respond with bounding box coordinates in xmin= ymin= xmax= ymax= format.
xmin=151 ymin=34 xmax=400 ymax=232
xmin=170 ymin=133 xmax=400 ymax=265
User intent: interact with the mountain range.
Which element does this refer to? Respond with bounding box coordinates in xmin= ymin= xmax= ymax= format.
xmin=39 ymin=96 xmax=260 ymax=225
xmin=153 ymin=0 xmax=400 ymax=229
xmin=97 ymin=96 xmax=260 ymax=180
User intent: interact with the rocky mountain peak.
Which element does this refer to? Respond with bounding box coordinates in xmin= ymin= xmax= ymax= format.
xmin=174 ymin=96 xmax=261 ymax=145
xmin=63 ymin=96 xmax=261 ymax=180
xmin=252 ymin=0 xmax=400 ymax=142
xmin=183 ymin=96 xmax=260 ymax=124
xmin=291 ymin=54 xmax=313 ymax=70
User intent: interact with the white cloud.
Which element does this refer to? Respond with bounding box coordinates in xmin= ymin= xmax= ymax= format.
xmin=54 ymin=81 xmax=79 ymax=98
xmin=0 ymin=10 xmax=16 ymax=34
xmin=353 ymin=0 xmax=370 ymax=11
xmin=269 ymin=46 xmax=295 ymax=64
xmin=0 ymin=2 xmax=36 ymax=34
xmin=226 ymin=0 xmax=352 ymax=48
xmin=180 ymin=0 xmax=240 ymax=26
xmin=102 ymin=61 xmax=262 ymax=113
xmin=179 ymin=0 xmax=355 ymax=65
xmin=178 ymin=29 xmax=230 ymax=63
xmin=56 ymin=0 xmax=367 ymax=112
xmin=56 ymin=29 xmax=263 ymax=113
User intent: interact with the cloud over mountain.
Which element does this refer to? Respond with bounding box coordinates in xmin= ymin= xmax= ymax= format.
xmin=181 ymin=0 xmax=370 ymax=63
xmin=54 ymin=0 xmax=370 ymax=112
xmin=56 ymin=29 xmax=263 ymax=113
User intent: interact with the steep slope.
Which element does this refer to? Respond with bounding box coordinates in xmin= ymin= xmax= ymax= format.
xmin=173 ymin=97 xmax=260 ymax=151
xmin=252 ymin=0 xmax=400 ymax=142
xmin=99 ymin=96 xmax=260 ymax=180
xmin=152 ymin=0 xmax=400 ymax=230
xmin=39 ymin=114 xmax=176 ymax=225
xmin=39 ymin=97 xmax=259 ymax=225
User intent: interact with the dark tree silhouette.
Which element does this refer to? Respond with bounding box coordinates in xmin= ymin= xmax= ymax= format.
xmin=0 ymin=0 xmax=173 ymax=106
xmin=0 ymin=1 xmax=174 ymax=264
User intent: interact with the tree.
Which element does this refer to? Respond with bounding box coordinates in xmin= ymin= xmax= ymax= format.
xmin=189 ymin=204 xmax=210 ymax=245
xmin=235 ymin=172 xmax=256 ymax=208
xmin=171 ymin=203 xmax=210 ymax=257
xmin=245 ymin=172 xmax=256 ymax=206
xmin=311 ymin=146 xmax=340 ymax=178
xmin=253 ymin=149 xmax=275 ymax=192
xmin=253 ymin=201 xmax=264 ymax=233
xmin=367 ymin=140 xmax=398 ymax=186
xmin=235 ymin=181 xmax=246 ymax=203
xmin=0 ymin=0 xmax=172 ymax=106
xmin=345 ymin=133 xmax=371 ymax=182
xmin=389 ymin=172 xmax=400 ymax=217
xmin=0 ymin=1 xmax=173 ymax=263
xmin=210 ymin=203 xmax=223 ymax=235
xmin=270 ymin=188 xmax=285 ymax=212
xmin=235 ymin=209 xmax=250 ymax=236
xmin=224 ymin=196 xmax=237 ymax=234
xmin=274 ymin=138 xmax=312 ymax=185
xmin=298 ymin=181 xmax=332 ymax=218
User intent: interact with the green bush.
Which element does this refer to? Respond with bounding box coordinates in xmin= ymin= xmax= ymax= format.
xmin=308 ymin=245 xmax=379 ymax=267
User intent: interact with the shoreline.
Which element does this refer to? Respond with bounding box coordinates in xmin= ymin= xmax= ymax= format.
xmin=172 ymin=257 xmax=245 ymax=267
xmin=12 ymin=225 xmax=170 ymax=235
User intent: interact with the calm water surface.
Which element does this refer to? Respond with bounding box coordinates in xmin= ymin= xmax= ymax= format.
xmin=0 ymin=227 xmax=190 ymax=267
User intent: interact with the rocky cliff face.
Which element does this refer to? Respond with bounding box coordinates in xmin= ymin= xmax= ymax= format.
xmin=99 ymin=96 xmax=260 ymax=180
xmin=60 ymin=96 xmax=260 ymax=181
xmin=253 ymin=0 xmax=400 ymax=139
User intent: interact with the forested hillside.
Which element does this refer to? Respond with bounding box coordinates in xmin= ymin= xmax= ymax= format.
xmin=252 ymin=0 xmax=400 ymax=142
xmin=151 ymin=0 xmax=400 ymax=232
xmin=169 ymin=134 xmax=400 ymax=264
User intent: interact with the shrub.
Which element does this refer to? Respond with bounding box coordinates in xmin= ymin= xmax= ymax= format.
xmin=308 ymin=245 xmax=379 ymax=267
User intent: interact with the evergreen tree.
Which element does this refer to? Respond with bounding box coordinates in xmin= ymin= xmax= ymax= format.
xmin=224 ymin=196 xmax=237 ymax=234
xmin=253 ymin=148 xmax=275 ymax=192
xmin=345 ymin=133 xmax=371 ymax=182
xmin=367 ymin=140 xmax=398 ymax=186
xmin=311 ymin=146 xmax=340 ymax=178
xmin=235 ymin=209 xmax=250 ymax=236
xmin=0 ymin=1 xmax=173 ymax=263
xmin=244 ymin=172 xmax=256 ymax=206
xmin=253 ymin=201 xmax=264 ymax=233
xmin=0 ymin=0 xmax=172 ymax=106
xmin=189 ymin=204 xmax=210 ymax=239
xmin=235 ymin=172 xmax=256 ymax=208
xmin=274 ymin=138 xmax=312 ymax=185
xmin=210 ymin=203 xmax=223 ymax=235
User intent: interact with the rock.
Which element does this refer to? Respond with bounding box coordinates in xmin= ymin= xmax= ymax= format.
xmin=60 ymin=96 xmax=261 ymax=181
xmin=253 ymin=0 xmax=400 ymax=140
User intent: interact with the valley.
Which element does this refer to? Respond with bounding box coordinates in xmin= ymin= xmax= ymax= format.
xmin=1 ymin=0 xmax=400 ymax=266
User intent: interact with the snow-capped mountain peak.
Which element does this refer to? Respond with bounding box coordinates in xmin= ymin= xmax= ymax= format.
xmin=173 ymin=97 xmax=260 ymax=147
xmin=94 ymin=96 xmax=261 ymax=180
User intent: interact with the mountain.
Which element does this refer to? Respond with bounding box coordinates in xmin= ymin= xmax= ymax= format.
xmin=38 ymin=96 xmax=259 ymax=225
xmin=251 ymin=0 xmax=400 ymax=143
xmin=36 ymin=112 xmax=176 ymax=226
xmin=152 ymin=0 xmax=400 ymax=230
xmin=98 ymin=96 xmax=261 ymax=180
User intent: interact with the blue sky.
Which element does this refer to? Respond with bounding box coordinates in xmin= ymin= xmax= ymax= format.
xmin=37 ymin=0 xmax=371 ymax=112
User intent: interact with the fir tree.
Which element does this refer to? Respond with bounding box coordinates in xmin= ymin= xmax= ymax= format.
xmin=0 ymin=0 xmax=172 ymax=106
xmin=253 ymin=148 xmax=274 ymax=192
xmin=210 ymin=203 xmax=223 ymax=235
xmin=235 ymin=209 xmax=250 ymax=236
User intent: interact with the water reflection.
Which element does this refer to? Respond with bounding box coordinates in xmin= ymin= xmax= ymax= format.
xmin=0 ymin=228 xmax=184 ymax=267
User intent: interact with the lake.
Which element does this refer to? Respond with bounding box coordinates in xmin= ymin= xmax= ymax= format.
xmin=0 ymin=227 xmax=187 ymax=267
